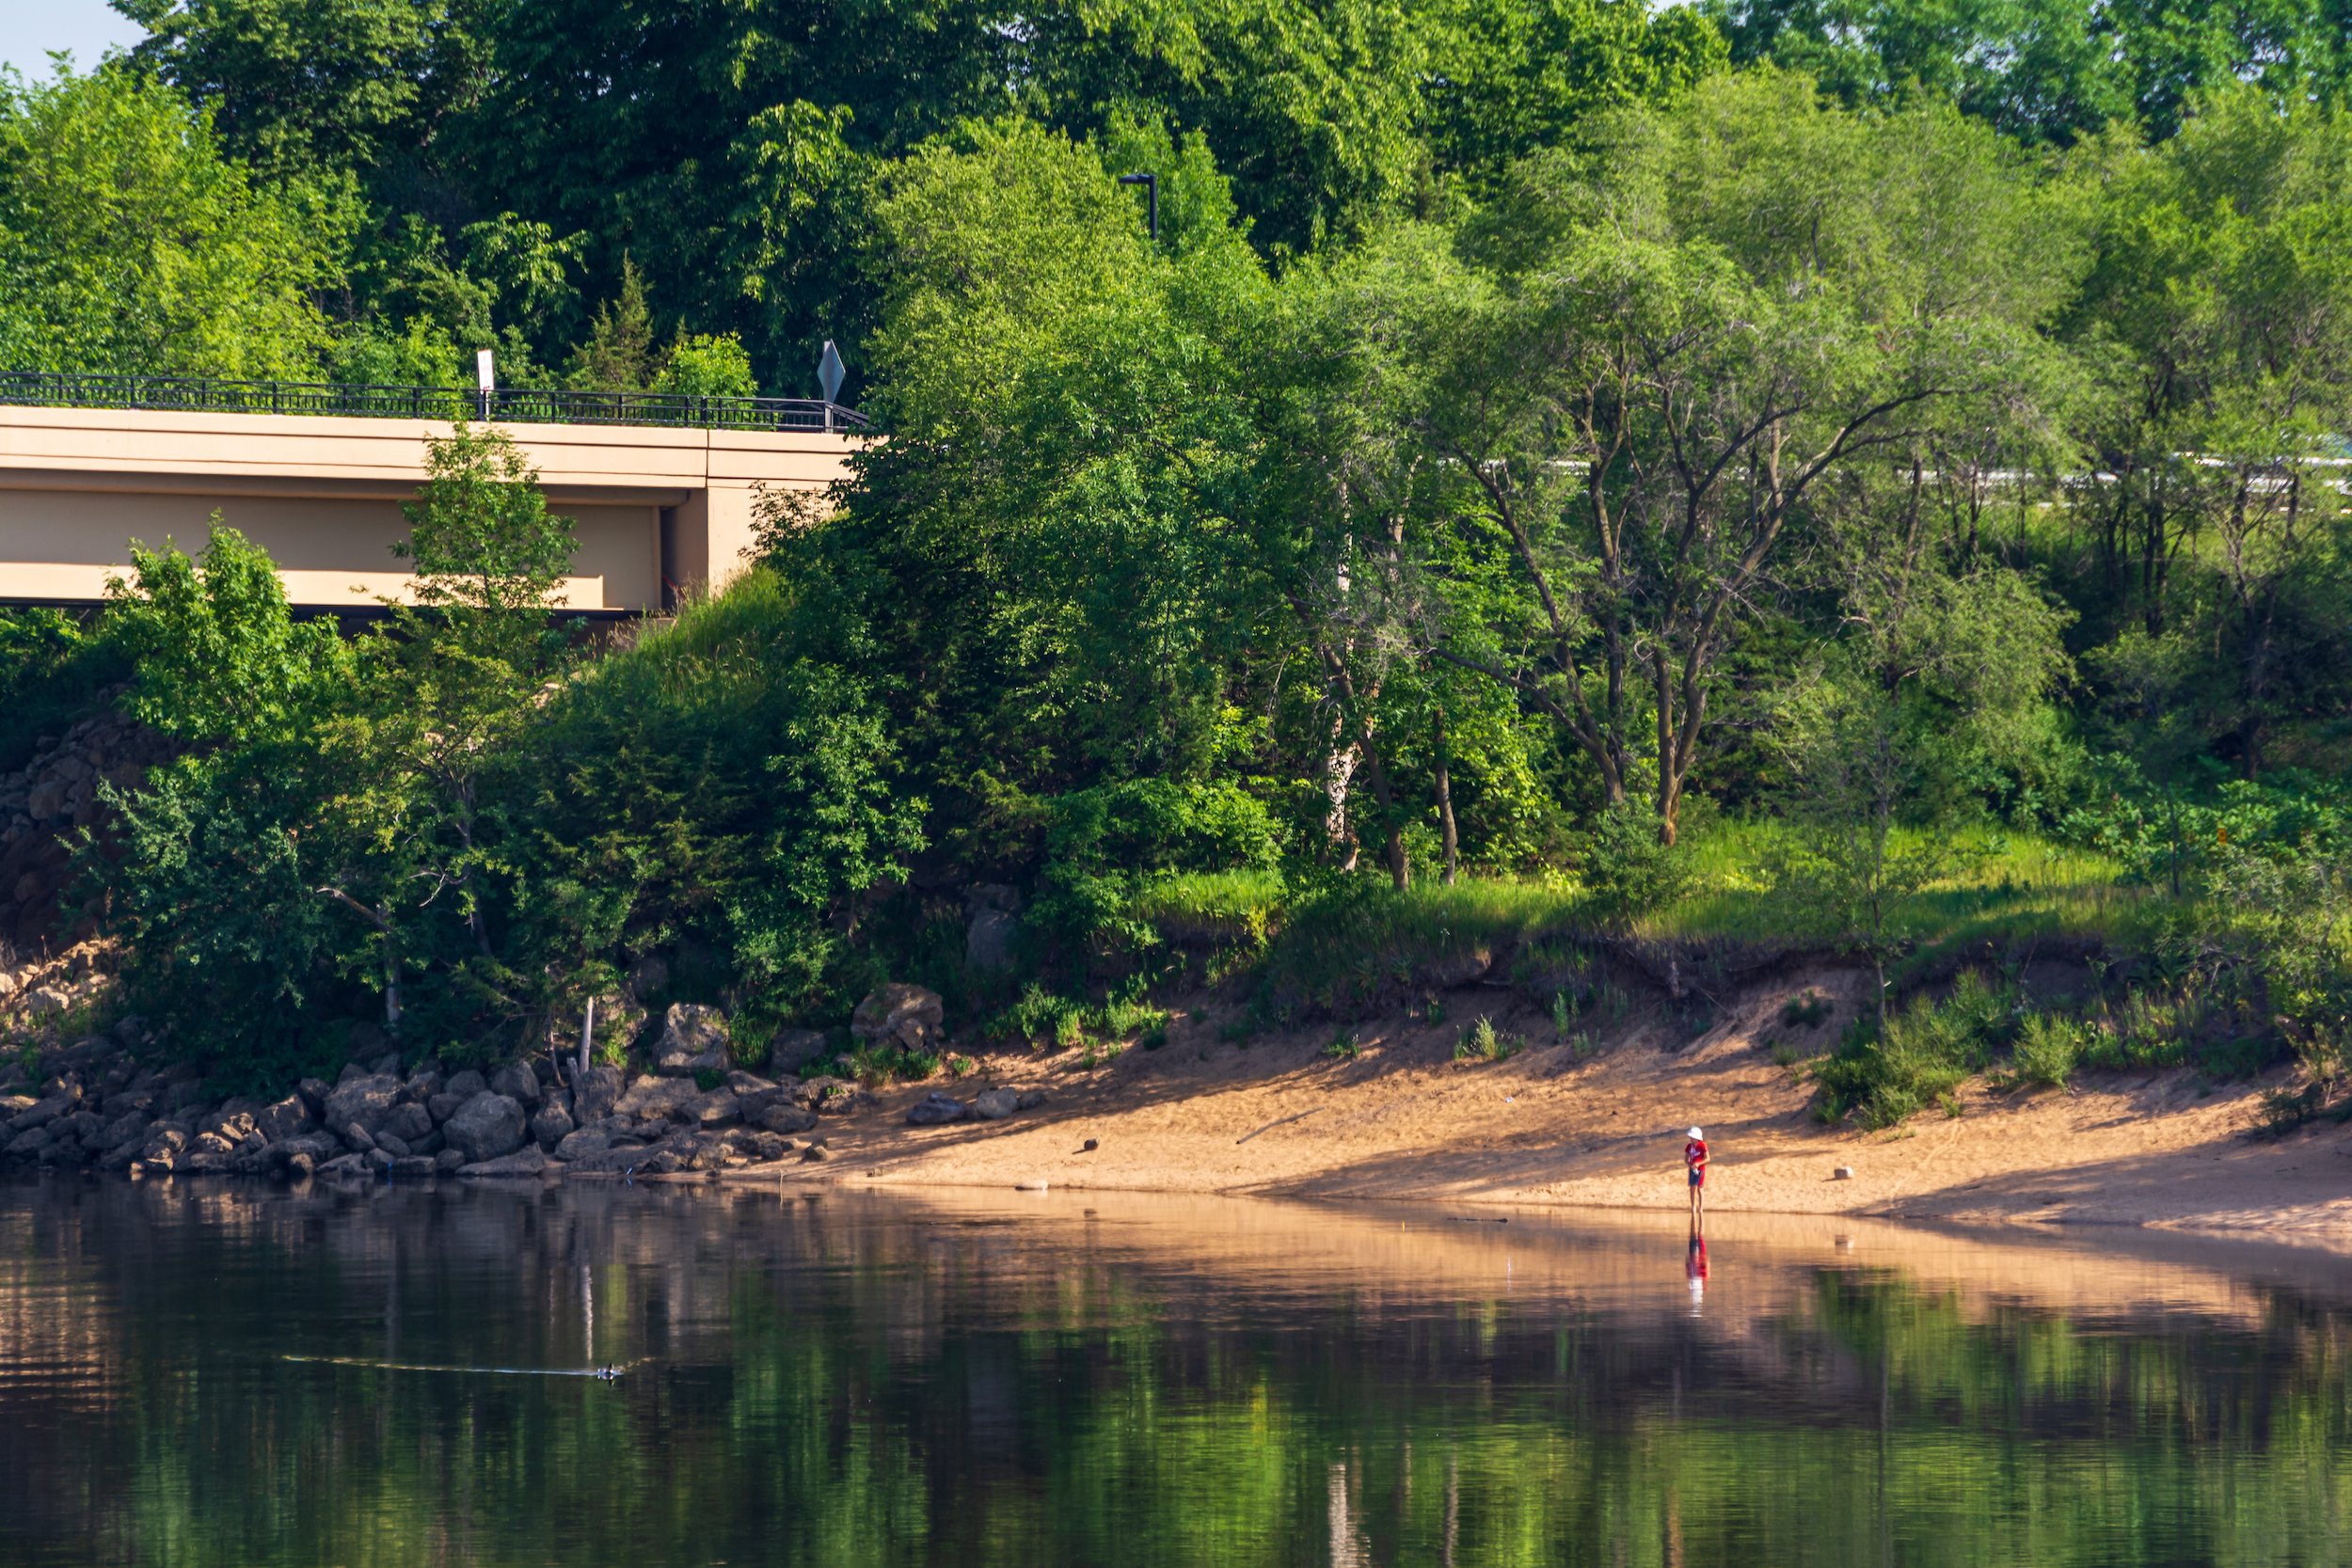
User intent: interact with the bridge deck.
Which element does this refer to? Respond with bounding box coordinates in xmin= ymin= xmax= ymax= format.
xmin=0 ymin=403 xmax=863 ymax=612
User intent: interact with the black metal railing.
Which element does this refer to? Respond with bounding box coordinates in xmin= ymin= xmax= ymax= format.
xmin=0 ymin=371 xmax=871 ymax=433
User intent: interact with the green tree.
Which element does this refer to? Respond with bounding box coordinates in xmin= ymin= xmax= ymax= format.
xmin=113 ymin=0 xmax=486 ymax=179
xmin=1361 ymin=74 xmax=2081 ymax=842
xmin=0 ymin=62 xmax=346 ymax=377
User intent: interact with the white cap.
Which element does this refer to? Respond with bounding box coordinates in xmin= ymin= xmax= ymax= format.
xmin=1687 ymin=1127 xmax=1704 ymax=1139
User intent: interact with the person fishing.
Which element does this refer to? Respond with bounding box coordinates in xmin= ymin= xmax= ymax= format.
xmin=1683 ymin=1126 xmax=1708 ymax=1220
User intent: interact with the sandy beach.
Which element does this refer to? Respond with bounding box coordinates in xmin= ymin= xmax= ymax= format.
xmin=722 ymin=963 xmax=2352 ymax=1247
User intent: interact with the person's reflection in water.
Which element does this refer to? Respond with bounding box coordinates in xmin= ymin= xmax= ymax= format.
xmin=1685 ymin=1227 xmax=1708 ymax=1317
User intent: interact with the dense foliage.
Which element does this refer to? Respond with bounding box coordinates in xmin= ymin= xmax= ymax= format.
xmin=0 ymin=0 xmax=2345 ymax=1105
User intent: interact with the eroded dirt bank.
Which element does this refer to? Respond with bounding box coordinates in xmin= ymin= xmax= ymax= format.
xmin=727 ymin=964 xmax=2352 ymax=1247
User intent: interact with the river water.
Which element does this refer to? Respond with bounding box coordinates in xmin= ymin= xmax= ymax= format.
xmin=0 ymin=1175 xmax=2348 ymax=1566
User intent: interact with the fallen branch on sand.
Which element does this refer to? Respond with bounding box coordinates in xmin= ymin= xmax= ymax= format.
xmin=1236 ymin=1106 xmax=1325 ymax=1145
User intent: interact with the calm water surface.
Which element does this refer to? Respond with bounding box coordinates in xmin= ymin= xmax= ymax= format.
xmin=1 ymin=1175 xmax=2349 ymax=1566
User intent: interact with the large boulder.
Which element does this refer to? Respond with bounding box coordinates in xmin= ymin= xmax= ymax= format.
xmin=426 ymin=1092 xmax=469 ymax=1126
xmin=530 ymin=1101 xmax=576 ymax=1151
xmin=8 ymin=1093 xmax=77 ymax=1133
xmin=761 ymin=1103 xmax=819 ymax=1134
xmin=442 ymin=1092 xmax=528 ymax=1164
xmin=653 ymin=1005 xmax=730 ymax=1077
xmin=769 ymin=1028 xmax=833 ymax=1076
xmin=570 ymin=1064 xmax=625 ymax=1124
xmin=553 ymin=1127 xmax=611 ymax=1162
xmin=254 ymin=1095 xmax=314 ymax=1143
xmin=850 ymin=984 xmax=945 ymax=1052
xmin=100 ymin=1109 xmax=151 ymax=1148
xmin=970 ymin=1087 xmax=1021 ymax=1122
xmin=906 ymin=1092 xmax=967 ymax=1126
xmin=444 ymin=1069 xmax=488 ymax=1098
xmin=322 ymin=1074 xmax=403 ymax=1136
xmin=295 ymin=1077 xmax=334 ymax=1117
xmin=613 ymin=1075 xmax=700 ymax=1121
xmin=965 ymin=885 xmax=1023 ymax=972
xmin=382 ymin=1102 xmax=434 ymax=1143
xmin=488 ymin=1062 xmax=542 ymax=1107
xmin=683 ymin=1088 xmax=741 ymax=1129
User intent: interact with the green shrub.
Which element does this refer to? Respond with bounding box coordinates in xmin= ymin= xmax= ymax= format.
xmin=1454 ymin=1016 xmax=1517 ymax=1062
xmin=2008 ymin=1012 xmax=2083 ymax=1089
xmin=1816 ymin=972 xmax=2014 ymax=1127
xmin=1580 ymin=801 xmax=1691 ymax=928
xmin=946 ymin=1053 xmax=977 ymax=1077
xmin=1781 ymin=991 xmax=1834 ymax=1029
xmin=693 ymin=1067 xmax=725 ymax=1091
xmin=1322 ymin=1031 xmax=1360 ymax=1060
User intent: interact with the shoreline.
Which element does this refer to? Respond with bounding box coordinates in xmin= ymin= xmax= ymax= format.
xmin=14 ymin=961 xmax=2350 ymax=1252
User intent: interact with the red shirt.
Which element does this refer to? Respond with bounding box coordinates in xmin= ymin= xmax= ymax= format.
xmin=1685 ymin=1139 xmax=1708 ymax=1170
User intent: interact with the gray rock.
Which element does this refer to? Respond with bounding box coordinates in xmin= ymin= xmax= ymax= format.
xmin=334 ymin=1062 xmax=368 ymax=1086
xmin=383 ymin=1101 xmax=434 ymax=1143
xmin=8 ymin=1093 xmax=76 ymax=1133
xmin=296 ymin=1077 xmax=332 ymax=1117
xmin=255 ymin=1095 xmax=313 ymax=1143
xmin=202 ymin=1108 xmax=261 ymax=1144
xmin=570 ymin=1064 xmax=624 ymax=1124
xmin=724 ymin=1069 xmax=773 ymax=1094
xmin=906 ymin=1092 xmax=967 ymax=1126
xmin=322 ymin=1074 xmax=402 ymax=1135
xmin=390 ymin=1155 xmax=437 ymax=1179
xmin=426 ymin=1092 xmax=468 ymax=1126
xmin=967 ymin=907 xmax=1022 ymax=971
xmin=488 ymin=1063 xmax=542 ymax=1107
xmin=7 ymin=1126 xmax=56 ymax=1158
xmin=768 ymin=1028 xmax=832 ymax=1075
xmin=683 ymin=1088 xmax=741 ymax=1128
xmin=40 ymin=1139 xmax=89 ymax=1167
xmin=850 ymin=984 xmax=946 ymax=1052
xmin=459 ymin=1146 xmax=549 ymax=1178
xmin=530 ymin=1102 xmax=575 ymax=1150
xmin=1016 ymin=1089 xmax=1048 ymax=1111
xmin=736 ymin=1085 xmax=786 ymax=1120
xmin=366 ymin=1148 xmax=395 ymax=1171
xmin=374 ymin=1132 xmax=412 ymax=1159
xmin=101 ymin=1109 xmax=151 ymax=1148
xmin=99 ymin=1141 xmax=142 ymax=1173
xmin=443 ymin=1092 xmax=527 ymax=1164
xmin=341 ymin=1121 xmax=378 ymax=1154
xmin=554 ymin=1128 xmax=611 ymax=1161
xmin=613 ymin=1075 xmax=700 ymax=1120
xmin=316 ymin=1152 xmax=368 ymax=1178
xmin=369 ymin=1051 xmax=403 ymax=1077
xmin=404 ymin=1069 xmax=445 ymax=1103
xmin=444 ymin=1069 xmax=488 ymax=1099
xmin=761 ymin=1103 xmax=819 ymax=1134
xmin=434 ymin=1148 xmax=467 ymax=1173
xmin=68 ymin=1110 xmax=107 ymax=1149
xmin=970 ymin=1087 xmax=1021 ymax=1121
xmin=653 ymin=1004 xmax=730 ymax=1077
xmin=751 ymin=1132 xmax=794 ymax=1161
xmin=408 ymin=1129 xmax=442 ymax=1157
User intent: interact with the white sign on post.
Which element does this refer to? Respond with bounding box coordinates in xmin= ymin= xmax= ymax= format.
xmin=476 ymin=349 xmax=496 ymax=392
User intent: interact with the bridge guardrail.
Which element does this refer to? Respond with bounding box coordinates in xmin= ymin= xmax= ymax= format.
xmin=0 ymin=372 xmax=870 ymax=433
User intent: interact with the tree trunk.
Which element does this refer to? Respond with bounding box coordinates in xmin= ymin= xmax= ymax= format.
xmin=1435 ymin=711 xmax=1457 ymax=887
xmin=576 ymin=995 xmax=596 ymax=1086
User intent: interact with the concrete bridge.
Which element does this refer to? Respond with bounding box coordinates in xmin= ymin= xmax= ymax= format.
xmin=0 ymin=379 xmax=866 ymax=614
